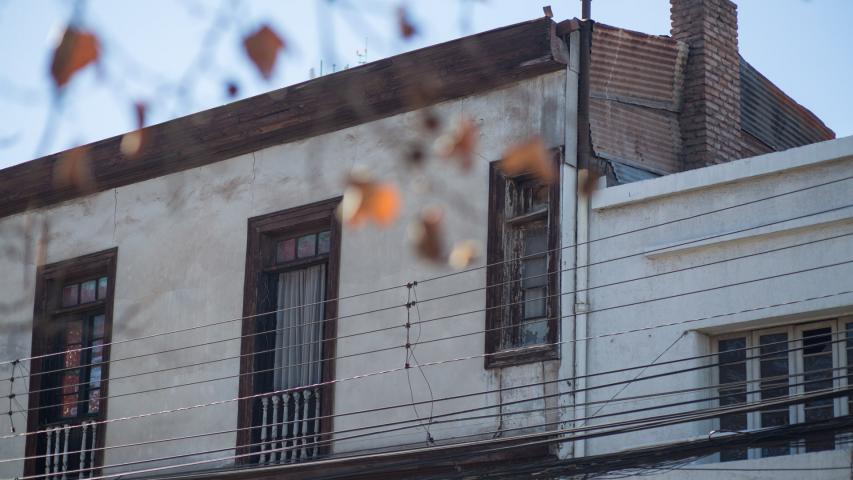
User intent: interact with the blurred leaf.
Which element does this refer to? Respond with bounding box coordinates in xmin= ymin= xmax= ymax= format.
xmin=410 ymin=207 xmax=444 ymax=262
xmin=422 ymin=111 xmax=440 ymax=132
xmin=50 ymin=27 xmax=100 ymax=88
xmin=580 ymin=161 xmax=602 ymax=198
xmin=226 ymin=81 xmax=239 ymax=98
xmin=405 ymin=143 xmax=425 ymax=168
xmin=435 ymin=117 xmax=477 ymax=171
xmin=397 ymin=6 xmax=417 ymax=39
xmin=53 ymin=146 xmax=94 ymax=192
xmin=120 ymin=130 xmax=144 ymax=158
xmin=134 ymin=102 xmax=147 ymax=128
xmin=448 ymin=239 xmax=480 ymax=269
xmin=499 ymin=137 xmax=554 ymax=184
xmin=243 ymin=25 xmax=285 ymax=80
xmin=339 ymin=172 xmax=401 ymax=228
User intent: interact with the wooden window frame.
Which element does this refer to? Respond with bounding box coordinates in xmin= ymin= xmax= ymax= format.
xmin=236 ymin=198 xmax=342 ymax=462
xmin=24 ymin=248 xmax=118 ymax=477
xmin=484 ymin=151 xmax=561 ymax=369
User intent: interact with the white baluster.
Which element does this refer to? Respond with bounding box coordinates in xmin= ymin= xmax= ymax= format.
xmin=78 ymin=422 xmax=88 ymax=478
xmin=295 ymin=391 xmax=305 ymax=461
xmin=270 ymin=395 xmax=280 ymax=464
xmin=300 ymin=390 xmax=312 ymax=460
xmin=60 ymin=424 xmax=71 ymax=479
xmin=46 ymin=427 xmax=55 ymax=477
xmin=312 ymin=388 xmax=321 ymax=459
xmin=87 ymin=422 xmax=97 ymax=478
xmin=282 ymin=393 xmax=291 ymax=462
xmin=259 ymin=397 xmax=269 ymax=464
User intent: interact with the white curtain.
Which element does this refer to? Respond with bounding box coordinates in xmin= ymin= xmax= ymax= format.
xmin=273 ymin=264 xmax=326 ymax=390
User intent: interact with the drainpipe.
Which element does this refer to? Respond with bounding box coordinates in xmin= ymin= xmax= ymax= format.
xmin=574 ymin=0 xmax=593 ymax=460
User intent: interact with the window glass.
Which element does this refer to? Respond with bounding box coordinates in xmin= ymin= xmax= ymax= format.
xmin=61 ymin=284 xmax=79 ymax=307
xmin=758 ymin=332 xmax=790 ymax=457
xmin=802 ymin=327 xmax=834 ymax=452
xmin=97 ymin=276 xmax=109 ymax=300
xmin=317 ymin=231 xmax=331 ymax=254
xmin=276 ymin=238 xmax=296 ymax=263
xmin=717 ymin=337 xmax=748 ymax=461
xmin=80 ymin=280 xmax=97 ymax=304
xmin=297 ymin=234 xmax=317 ymax=258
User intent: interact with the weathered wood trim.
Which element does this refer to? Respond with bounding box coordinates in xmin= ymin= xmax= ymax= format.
xmin=24 ymin=248 xmax=118 ymax=477
xmin=236 ymin=197 xmax=341 ymax=463
xmin=0 ymin=17 xmax=567 ymax=219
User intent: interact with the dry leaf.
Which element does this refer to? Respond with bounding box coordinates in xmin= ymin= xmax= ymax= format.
xmin=50 ymin=27 xmax=100 ymax=88
xmin=120 ymin=130 xmax=144 ymax=157
xmin=580 ymin=161 xmax=603 ymax=198
xmin=435 ymin=118 xmax=477 ymax=171
xmin=397 ymin=6 xmax=417 ymax=39
xmin=410 ymin=208 xmax=444 ymax=262
xmin=448 ymin=239 xmax=480 ymax=269
xmin=405 ymin=143 xmax=425 ymax=168
xmin=339 ymin=172 xmax=401 ymax=228
xmin=243 ymin=25 xmax=285 ymax=80
xmin=134 ymin=102 xmax=146 ymax=128
xmin=499 ymin=137 xmax=555 ymax=184
xmin=226 ymin=81 xmax=239 ymax=98
xmin=53 ymin=146 xmax=94 ymax=192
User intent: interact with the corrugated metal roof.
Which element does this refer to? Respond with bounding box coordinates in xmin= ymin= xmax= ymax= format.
xmin=610 ymin=161 xmax=662 ymax=184
xmin=740 ymin=59 xmax=835 ymax=151
xmin=589 ymin=24 xmax=687 ymax=175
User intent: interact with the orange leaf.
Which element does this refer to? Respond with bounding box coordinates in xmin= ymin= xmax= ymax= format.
xmin=499 ymin=137 xmax=555 ymax=184
xmin=53 ymin=146 xmax=94 ymax=192
xmin=120 ymin=130 xmax=145 ymax=158
xmin=436 ymin=118 xmax=477 ymax=171
xmin=410 ymin=208 xmax=444 ymax=262
xmin=50 ymin=27 xmax=100 ymax=88
xmin=340 ymin=173 xmax=401 ymax=228
xmin=397 ymin=6 xmax=417 ymax=39
xmin=448 ymin=239 xmax=480 ymax=269
xmin=243 ymin=25 xmax=285 ymax=80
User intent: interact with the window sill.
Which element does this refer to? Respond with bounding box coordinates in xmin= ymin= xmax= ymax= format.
xmin=485 ymin=344 xmax=559 ymax=369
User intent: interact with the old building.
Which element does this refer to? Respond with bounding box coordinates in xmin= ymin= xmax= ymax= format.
xmin=0 ymin=0 xmax=848 ymax=478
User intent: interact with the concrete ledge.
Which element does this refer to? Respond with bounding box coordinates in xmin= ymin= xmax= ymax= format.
xmin=592 ymin=136 xmax=853 ymax=211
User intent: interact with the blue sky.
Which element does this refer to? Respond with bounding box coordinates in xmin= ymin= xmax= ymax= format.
xmin=0 ymin=0 xmax=850 ymax=170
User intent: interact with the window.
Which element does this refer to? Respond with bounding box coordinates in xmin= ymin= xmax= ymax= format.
xmin=25 ymin=248 xmax=117 ymax=479
xmin=485 ymin=154 xmax=560 ymax=368
xmin=237 ymin=199 xmax=341 ymax=465
xmin=714 ymin=318 xmax=852 ymax=461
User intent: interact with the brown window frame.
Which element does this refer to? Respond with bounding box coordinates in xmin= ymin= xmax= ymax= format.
xmin=236 ymin=197 xmax=342 ymax=463
xmin=484 ymin=151 xmax=560 ymax=369
xmin=24 ymin=248 xmax=117 ymax=478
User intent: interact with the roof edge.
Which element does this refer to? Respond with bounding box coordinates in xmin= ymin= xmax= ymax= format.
xmin=592 ymin=135 xmax=853 ymax=211
xmin=0 ymin=17 xmax=567 ymax=219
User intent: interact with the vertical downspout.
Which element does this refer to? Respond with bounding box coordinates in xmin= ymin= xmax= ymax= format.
xmin=573 ymin=1 xmax=594 ymax=459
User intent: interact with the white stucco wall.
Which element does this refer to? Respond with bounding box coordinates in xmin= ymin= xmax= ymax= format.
xmin=0 ymin=68 xmax=575 ymax=478
xmin=579 ymin=136 xmax=853 ymax=477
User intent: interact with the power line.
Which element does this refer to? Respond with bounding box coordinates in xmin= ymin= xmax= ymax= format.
xmin=10 ymin=223 xmax=853 ymax=394
xmin=1 ymin=175 xmax=849 ymax=369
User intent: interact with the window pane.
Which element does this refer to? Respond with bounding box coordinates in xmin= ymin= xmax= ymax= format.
xmin=89 ymin=366 xmax=102 ymax=389
xmin=91 ymin=340 xmax=104 ymax=364
xmin=522 ymin=257 xmax=547 ymax=288
xmin=717 ymin=337 xmax=747 ymax=461
xmin=276 ymin=238 xmax=296 ymax=263
xmin=317 ymin=231 xmax=331 ymax=254
xmin=847 ymin=322 xmax=853 ymax=415
xmin=297 ymin=234 xmax=317 ymax=258
xmin=519 ymin=319 xmax=548 ymax=346
xmin=92 ymin=314 xmax=105 ymax=339
xmin=523 ymin=226 xmax=547 ymax=256
xmin=88 ymin=389 xmax=101 ymax=414
xmin=80 ymin=280 xmax=97 ymax=304
xmin=97 ymin=276 xmax=108 ymax=300
xmin=802 ymin=327 xmax=835 ymax=452
xmin=523 ymin=288 xmax=546 ymax=319
xmin=62 ymin=284 xmax=79 ymax=307
xmin=61 ymin=394 xmax=78 ymax=418
xmin=62 ymin=371 xmax=80 ymax=395
xmin=64 ymin=348 xmax=81 ymax=369
xmin=66 ymin=321 xmax=83 ymax=346
xmin=758 ymin=333 xmax=790 ymax=457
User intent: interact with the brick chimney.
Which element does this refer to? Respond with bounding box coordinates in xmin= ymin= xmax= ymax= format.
xmin=671 ymin=0 xmax=742 ymax=170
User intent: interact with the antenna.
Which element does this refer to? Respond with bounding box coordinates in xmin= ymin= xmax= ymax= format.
xmin=356 ymin=37 xmax=368 ymax=65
